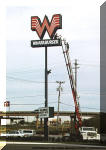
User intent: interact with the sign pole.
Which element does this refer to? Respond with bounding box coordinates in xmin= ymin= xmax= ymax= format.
xmin=31 ymin=14 xmax=62 ymax=141
xmin=44 ymin=46 xmax=48 ymax=141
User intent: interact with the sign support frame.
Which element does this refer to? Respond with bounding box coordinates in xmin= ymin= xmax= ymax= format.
xmin=31 ymin=14 xmax=62 ymax=141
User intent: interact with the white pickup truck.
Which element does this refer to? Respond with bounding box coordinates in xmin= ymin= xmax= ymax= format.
xmin=1 ymin=129 xmax=36 ymax=138
xmin=1 ymin=130 xmax=24 ymax=137
xmin=79 ymin=127 xmax=100 ymax=141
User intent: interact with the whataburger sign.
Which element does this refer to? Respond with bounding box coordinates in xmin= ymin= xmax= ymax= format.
xmin=31 ymin=14 xmax=62 ymax=47
xmin=31 ymin=39 xmax=61 ymax=47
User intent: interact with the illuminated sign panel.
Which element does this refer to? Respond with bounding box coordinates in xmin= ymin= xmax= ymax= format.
xmin=31 ymin=39 xmax=62 ymax=47
xmin=31 ymin=14 xmax=62 ymax=40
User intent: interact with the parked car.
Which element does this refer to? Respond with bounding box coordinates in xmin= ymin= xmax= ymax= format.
xmin=1 ymin=130 xmax=24 ymax=137
xmin=18 ymin=129 xmax=36 ymax=137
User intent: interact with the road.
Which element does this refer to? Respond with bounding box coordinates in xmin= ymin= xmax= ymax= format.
xmin=1 ymin=142 xmax=106 ymax=150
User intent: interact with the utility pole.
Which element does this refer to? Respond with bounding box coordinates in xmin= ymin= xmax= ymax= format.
xmin=73 ymin=59 xmax=80 ymax=130
xmin=56 ymin=81 xmax=65 ymax=128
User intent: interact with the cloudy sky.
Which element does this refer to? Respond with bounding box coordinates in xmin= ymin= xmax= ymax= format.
xmin=0 ymin=0 xmax=105 ymax=112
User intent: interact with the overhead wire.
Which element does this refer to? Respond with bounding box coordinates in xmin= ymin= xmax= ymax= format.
xmin=6 ymin=90 xmax=101 ymax=100
xmin=10 ymin=101 xmax=57 ymax=106
xmin=6 ymin=93 xmax=59 ymax=99
xmin=6 ymin=76 xmax=56 ymax=83
xmin=60 ymin=102 xmax=100 ymax=111
xmin=9 ymin=101 xmax=100 ymax=111
xmin=7 ymin=62 xmax=100 ymax=75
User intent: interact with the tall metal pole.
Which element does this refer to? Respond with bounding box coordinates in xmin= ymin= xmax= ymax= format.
xmin=44 ymin=46 xmax=48 ymax=141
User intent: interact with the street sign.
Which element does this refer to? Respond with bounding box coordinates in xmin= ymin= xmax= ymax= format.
xmin=38 ymin=107 xmax=54 ymax=118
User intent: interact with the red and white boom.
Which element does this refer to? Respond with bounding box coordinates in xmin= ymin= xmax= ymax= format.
xmin=55 ymin=34 xmax=82 ymax=132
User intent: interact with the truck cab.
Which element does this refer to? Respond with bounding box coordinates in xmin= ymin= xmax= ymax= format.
xmin=79 ymin=127 xmax=99 ymax=141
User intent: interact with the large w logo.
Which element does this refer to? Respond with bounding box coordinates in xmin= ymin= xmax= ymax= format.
xmin=31 ymin=14 xmax=62 ymax=39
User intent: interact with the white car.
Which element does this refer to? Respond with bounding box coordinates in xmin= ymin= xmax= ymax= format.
xmin=18 ymin=129 xmax=36 ymax=137
xmin=1 ymin=130 xmax=24 ymax=137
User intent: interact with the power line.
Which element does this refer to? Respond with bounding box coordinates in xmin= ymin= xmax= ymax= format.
xmin=60 ymin=102 xmax=100 ymax=111
xmin=7 ymin=66 xmax=44 ymax=74
xmin=7 ymin=69 xmax=43 ymax=74
xmin=10 ymin=101 xmax=57 ymax=106
xmin=8 ymin=101 xmax=100 ymax=111
xmin=6 ymin=91 xmax=101 ymax=100
xmin=6 ymin=93 xmax=60 ymax=99
xmin=6 ymin=76 xmax=56 ymax=83
xmin=7 ymin=62 xmax=100 ymax=75
xmin=14 ymin=101 xmax=98 ymax=111
xmin=79 ymin=63 xmax=99 ymax=67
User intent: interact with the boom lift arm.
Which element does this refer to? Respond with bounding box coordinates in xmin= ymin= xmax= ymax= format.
xmin=54 ymin=34 xmax=82 ymax=133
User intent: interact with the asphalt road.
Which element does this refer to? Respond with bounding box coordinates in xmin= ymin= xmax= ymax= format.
xmin=1 ymin=142 xmax=106 ymax=150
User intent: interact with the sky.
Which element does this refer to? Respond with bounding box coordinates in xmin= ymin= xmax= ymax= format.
xmin=0 ymin=0 xmax=105 ymax=112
